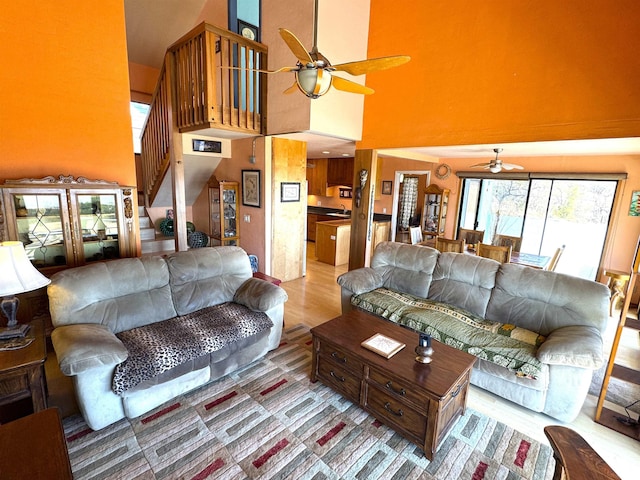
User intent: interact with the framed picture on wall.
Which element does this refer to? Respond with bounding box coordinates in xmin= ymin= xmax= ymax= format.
xmin=242 ymin=170 xmax=261 ymax=207
xmin=281 ymin=182 xmax=300 ymax=202
xmin=238 ymin=20 xmax=259 ymax=42
xmin=382 ymin=180 xmax=393 ymax=195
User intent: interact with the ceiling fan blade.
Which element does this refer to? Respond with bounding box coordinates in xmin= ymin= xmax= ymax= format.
xmin=331 ymin=75 xmax=375 ymax=95
xmin=220 ymin=66 xmax=298 ymax=73
xmin=470 ymin=162 xmax=491 ymax=168
xmin=283 ymin=82 xmax=299 ymax=94
xmin=502 ymin=163 xmax=524 ymax=170
xmin=332 ymin=55 xmax=411 ymax=76
xmin=279 ymin=28 xmax=313 ymax=64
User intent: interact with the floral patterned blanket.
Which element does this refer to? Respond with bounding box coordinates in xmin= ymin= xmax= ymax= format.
xmin=112 ymin=303 xmax=272 ymax=395
xmin=351 ymin=288 xmax=545 ymax=379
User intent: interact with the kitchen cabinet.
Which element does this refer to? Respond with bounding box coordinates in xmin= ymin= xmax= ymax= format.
xmin=307 ymin=158 xmax=354 ymax=195
xmin=370 ymin=221 xmax=390 ymax=260
xmin=1 ymin=175 xmax=137 ymax=334
xmin=421 ymin=184 xmax=449 ymax=239
xmin=315 ymin=219 xmax=351 ymax=265
xmin=209 ymin=178 xmax=240 ymax=246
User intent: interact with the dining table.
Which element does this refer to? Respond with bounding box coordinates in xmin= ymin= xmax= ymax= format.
xmin=464 ymin=248 xmax=551 ymax=269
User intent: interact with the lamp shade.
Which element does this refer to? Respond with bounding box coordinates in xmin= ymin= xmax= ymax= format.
xmin=0 ymin=241 xmax=51 ymax=296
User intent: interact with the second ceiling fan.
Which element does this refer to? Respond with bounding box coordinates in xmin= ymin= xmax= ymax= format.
xmin=471 ymin=148 xmax=524 ymax=173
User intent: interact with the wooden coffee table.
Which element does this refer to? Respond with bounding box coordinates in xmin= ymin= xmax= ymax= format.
xmin=311 ymin=310 xmax=476 ymax=460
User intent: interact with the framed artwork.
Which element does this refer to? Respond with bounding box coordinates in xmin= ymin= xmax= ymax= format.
xmin=242 ymin=170 xmax=261 ymax=207
xmin=630 ymin=190 xmax=640 ymax=216
xmin=238 ymin=20 xmax=259 ymax=42
xmin=382 ymin=180 xmax=393 ymax=195
xmin=281 ymin=182 xmax=300 ymax=202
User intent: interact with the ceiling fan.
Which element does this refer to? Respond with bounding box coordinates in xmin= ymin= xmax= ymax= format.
xmin=471 ymin=148 xmax=524 ymax=173
xmin=235 ymin=0 xmax=410 ymax=98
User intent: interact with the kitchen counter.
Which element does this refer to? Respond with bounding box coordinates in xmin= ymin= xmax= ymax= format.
xmin=315 ymin=219 xmax=351 ymax=265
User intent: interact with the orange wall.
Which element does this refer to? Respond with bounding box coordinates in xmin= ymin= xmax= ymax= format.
xmin=0 ymin=1 xmax=136 ymax=186
xmin=362 ymin=0 xmax=640 ymax=150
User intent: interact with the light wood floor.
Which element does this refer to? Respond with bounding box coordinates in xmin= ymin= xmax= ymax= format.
xmin=280 ymin=242 xmax=640 ymax=479
xmin=44 ymin=243 xmax=639 ymax=478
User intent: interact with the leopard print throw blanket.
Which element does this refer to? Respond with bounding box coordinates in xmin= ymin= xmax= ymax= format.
xmin=112 ymin=303 xmax=272 ymax=395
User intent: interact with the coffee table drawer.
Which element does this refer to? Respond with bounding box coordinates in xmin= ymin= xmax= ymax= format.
xmin=366 ymin=384 xmax=427 ymax=441
xmin=317 ymin=341 xmax=364 ymax=375
xmin=316 ymin=357 xmax=361 ymax=403
xmin=368 ymin=366 xmax=427 ymax=411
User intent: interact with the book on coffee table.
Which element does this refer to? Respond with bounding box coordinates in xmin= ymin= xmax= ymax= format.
xmin=361 ymin=333 xmax=406 ymax=359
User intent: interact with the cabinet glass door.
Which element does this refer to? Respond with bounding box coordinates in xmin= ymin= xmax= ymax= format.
xmin=222 ymin=187 xmax=238 ymax=245
xmin=10 ymin=193 xmax=72 ymax=269
xmin=73 ymin=193 xmax=121 ymax=263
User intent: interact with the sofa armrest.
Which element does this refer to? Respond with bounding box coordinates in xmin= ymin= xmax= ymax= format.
xmin=234 ymin=277 xmax=288 ymax=312
xmin=51 ymin=324 xmax=129 ymax=376
xmin=537 ymin=325 xmax=604 ymax=369
xmin=337 ymin=268 xmax=383 ymax=295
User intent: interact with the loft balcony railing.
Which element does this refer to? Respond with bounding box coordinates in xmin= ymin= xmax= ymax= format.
xmin=141 ymin=22 xmax=267 ymax=205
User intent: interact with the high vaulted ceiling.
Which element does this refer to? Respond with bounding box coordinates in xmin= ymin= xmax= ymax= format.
xmin=123 ymin=1 xmax=640 ymax=161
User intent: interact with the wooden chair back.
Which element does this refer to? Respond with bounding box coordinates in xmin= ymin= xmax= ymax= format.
xmin=458 ymin=228 xmax=484 ymax=247
xmin=546 ymin=245 xmax=565 ymax=271
xmin=477 ymin=243 xmax=512 ymax=263
xmin=435 ymin=237 xmax=465 ymax=253
xmin=543 ymin=425 xmax=620 ymax=480
xmin=409 ymin=226 xmax=423 ymax=245
xmin=493 ymin=234 xmax=522 ymax=252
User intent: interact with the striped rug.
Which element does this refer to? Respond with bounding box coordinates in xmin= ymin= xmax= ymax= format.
xmin=63 ymin=325 xmax=555 ymax=479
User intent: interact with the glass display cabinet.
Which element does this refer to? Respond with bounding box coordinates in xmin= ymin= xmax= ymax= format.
xmin=421 ymin=184 xmax=450 ymax=239
xmin=209 ymin=178 xmax=240 ymax=246
xmin=1 ymin=177 xmax=136 ymax=273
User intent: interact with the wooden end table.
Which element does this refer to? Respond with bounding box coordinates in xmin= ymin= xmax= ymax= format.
xmin=311 ymin=310 xmax=476 ymax=460
xmin=0 ymin=317 xmax=48 ymax=417
xmin=0 ymin=407 xmax=73 ymax=479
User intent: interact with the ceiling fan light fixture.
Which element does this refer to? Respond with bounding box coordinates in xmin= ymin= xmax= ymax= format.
xmin=295 ymin=68 xmax=332 ymax=98
xmin=489 ymin=164 xmax=502 ymax=173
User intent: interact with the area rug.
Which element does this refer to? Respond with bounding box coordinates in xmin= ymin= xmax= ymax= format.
xmin=62 ymin=325 xmax=555 ymax=479
xmin=589 ymin=360 xmax=640 ymax=414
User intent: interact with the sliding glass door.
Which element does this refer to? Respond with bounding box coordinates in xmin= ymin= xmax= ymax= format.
xmin=458 ymin=176 xmax=618 ymax=280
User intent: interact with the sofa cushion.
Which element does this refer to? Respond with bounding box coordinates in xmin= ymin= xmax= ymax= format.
xmin=166 ymin=247 xmax=252 ymax=316
xmin=486 ymin=263 xmax=610 ymax=336
xmin=352 ymin=288 xmax=545 ymax=379
xmin=48 ymin=256 xmax=176 ymax=333
xmin=370 ymin=242 xmax=438 ymax=298
xmin=112 ymin=302 xmax=272 ymax=395
xmin=429 ymin=252 xmax=500 ymax=318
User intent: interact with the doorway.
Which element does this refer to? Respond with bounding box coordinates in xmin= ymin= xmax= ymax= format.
xmin=390 ymin=170 xmax=431 ymax=242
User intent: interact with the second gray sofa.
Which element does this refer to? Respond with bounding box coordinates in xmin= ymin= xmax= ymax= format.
xmin=337 ymin=241 xmax=610 ymax=422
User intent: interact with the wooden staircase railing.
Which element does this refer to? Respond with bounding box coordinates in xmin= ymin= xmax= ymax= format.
xmin=141 ymin=22 xmax=268 ymax=206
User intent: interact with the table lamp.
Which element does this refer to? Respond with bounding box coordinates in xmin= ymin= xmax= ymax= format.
xmin=0 ymin=241 xmax=51 ymax=339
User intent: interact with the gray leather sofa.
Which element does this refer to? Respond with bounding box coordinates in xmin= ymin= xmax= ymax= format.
xmin=337 ymin=242 xmax=609 ymax=422
xmin=48 ymin=246 xmax=287 ymax=430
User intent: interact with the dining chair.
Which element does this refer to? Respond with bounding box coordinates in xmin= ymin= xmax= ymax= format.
xmin=458 ymin=228 xmax=485 ymax=248
xmin=409 ymin=226 xmax=423 ymax=245
xmin=435 ymin=237 xmax=465 ymax=253
xmin=493 ymin=234 xmax=522 ymax=252
xmin=477 ymin=243 xmax=512 ymax=263
xmin=546 ymin=245 xmax=566 ymax=271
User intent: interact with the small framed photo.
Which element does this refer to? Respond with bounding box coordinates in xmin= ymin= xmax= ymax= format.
xmin=242 ymin=170 xmax=261 ymax=208
xmin=238 ymin=19 xmax=259 ymax=42
xmin=361 ymin=333 xmax=406 ymax=359
xmin=630 ymin=190 xmax=640 ymax=216
xmin=281 ymin=182 xmax=300 ymax=202
xmin=382 ymin=180 xmax=393 ymax=195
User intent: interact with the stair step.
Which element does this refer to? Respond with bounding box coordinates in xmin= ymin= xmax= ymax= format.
xmin=141 ymin=236 xmax=175 ymax=254
xmin=140 ymin=227 xmax=156 ymax=241
xmin=139 ymin=216 xmax=152 ymax=229
xmin=138 ymin=205 xmax=146 ymax=216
